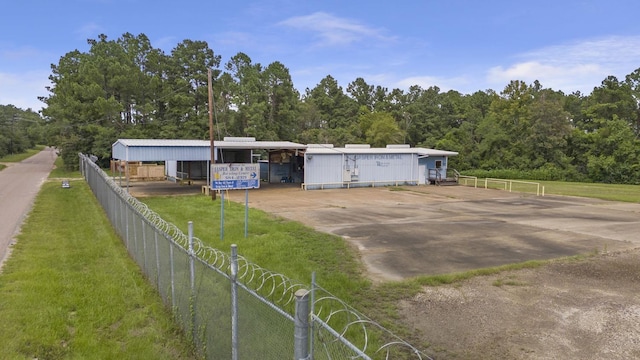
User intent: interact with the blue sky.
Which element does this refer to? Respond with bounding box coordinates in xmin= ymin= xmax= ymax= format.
xmin=2 ymin=0 xmax=640 ymax=112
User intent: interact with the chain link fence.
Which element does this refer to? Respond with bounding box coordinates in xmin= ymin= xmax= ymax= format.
xmin=80 ymin=154 xmax=432 ymax=359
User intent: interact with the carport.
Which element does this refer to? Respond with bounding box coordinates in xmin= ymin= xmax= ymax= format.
xmin=111 ymin=137 xmax=306 ymax=189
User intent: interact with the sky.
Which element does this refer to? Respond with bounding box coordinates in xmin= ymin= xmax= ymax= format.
xmin=2 ymin=0 xmax=640 ymax=113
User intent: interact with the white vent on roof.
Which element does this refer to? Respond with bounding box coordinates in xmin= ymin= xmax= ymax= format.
xmin=307 ymin=144 xmax=334 ymax=148
xmin=223 ymin=137 xmax=256 ymax=142
xmin=345 ymin=144 xmax=370 ymax=148
xmin=386 ymin=144 xmax=411 ymax=148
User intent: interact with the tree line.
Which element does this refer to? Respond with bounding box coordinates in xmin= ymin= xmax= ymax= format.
xmin=10 ymin=32 xmax=640 ymax=183
xmin=0 ymin=105 xmax=45 ymax=158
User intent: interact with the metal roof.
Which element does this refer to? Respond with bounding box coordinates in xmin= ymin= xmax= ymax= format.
xmin=305 ymin=146 xmax=458 ymax=157
xmin=216 ymin=140 xmax=306 ymax=150
xmin=115 ymin=139 xmax=210 ymax=147
xmin=111 ymin=138 xmax=307 ymax=161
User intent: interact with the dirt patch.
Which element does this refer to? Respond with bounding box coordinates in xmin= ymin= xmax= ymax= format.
xmin=130 ymin=182 xmax=640 ymax=359
xmin=243 ymin=185 xmax=640 ymax=359
xmin=402 ymin=249 xmax=640 ymax=359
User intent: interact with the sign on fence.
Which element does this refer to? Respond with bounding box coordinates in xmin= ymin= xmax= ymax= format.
xmin=211 ymin=163 xmax=260 ymax=190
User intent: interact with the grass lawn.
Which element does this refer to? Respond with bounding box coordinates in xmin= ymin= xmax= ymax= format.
xmin=540 ymin=180 xmax=640 ymax=202
xmin=465 ymin=178 xmax=640 ymax=203
xmin=141 ymin=195 xmax=369 ymax=303
xmin=49 ymin=156 xmax=82 ymax=179
xmin=0 ymin=181 xmax=197 ymax=359
xmin=0 ymin=145 xmax=46 ymax=163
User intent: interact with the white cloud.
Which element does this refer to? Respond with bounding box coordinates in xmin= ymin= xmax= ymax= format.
xmin=75 ymin=22 xmax=106 ymax=40
xmin=0 ymin=71 xmax=50 ymax=112
xmin=213 ymin=31 xmax=255 ymax=47
xmin=278 ymin=12 xmax=392 ymax=47
xmin=396 ymin=75 xmax=472 ymax=93
xmin=1 ymin=46 xmax=43 ymax=61
xmin=486 ymin=36 xmax=640 ymax=93
xmin=153 ymin=36 xmax=178 ymax=52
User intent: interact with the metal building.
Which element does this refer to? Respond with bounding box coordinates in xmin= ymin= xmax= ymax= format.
xmin=111 ymin=139 xmax=459 ymax=191
xmin=302 ymin=144 xmax=458 ymax=190
xmin=111 ymin=138 xmax=306 ymax=184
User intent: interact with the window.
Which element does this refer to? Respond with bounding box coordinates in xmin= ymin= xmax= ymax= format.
xmin=435 ymin=160 xmax=442 ymax=169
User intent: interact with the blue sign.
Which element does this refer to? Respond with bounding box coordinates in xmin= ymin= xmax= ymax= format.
xmin=211 ymin=163 xmax=260 ymax=190
xmin=212 ymin=179 xmax=260 ymax=189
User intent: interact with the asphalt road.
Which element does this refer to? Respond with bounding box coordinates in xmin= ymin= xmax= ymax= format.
xmin=0 ymin=148 xmax=57 ymax=269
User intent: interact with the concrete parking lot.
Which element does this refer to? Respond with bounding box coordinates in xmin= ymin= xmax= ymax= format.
xmin=129 ymin=181 xmax=640 ymax=359
xmin=236 ymin=184 xmax=640 ymax=281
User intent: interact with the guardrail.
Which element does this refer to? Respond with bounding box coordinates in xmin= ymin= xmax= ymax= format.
xmin=484 ymin=178 xmax=545 ymax=196
xmin=458 ymin=175 xmax=478 ymax=187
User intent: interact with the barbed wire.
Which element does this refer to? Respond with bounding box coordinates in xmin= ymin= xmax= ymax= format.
xmin=312 ymin=283 xmax=433 ymax=360
xmin=80 ymin=153 xmax=433 ymax=359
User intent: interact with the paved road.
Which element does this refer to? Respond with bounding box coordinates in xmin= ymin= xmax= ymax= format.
xmin=0 ymin=148 xmax=57 ymax=269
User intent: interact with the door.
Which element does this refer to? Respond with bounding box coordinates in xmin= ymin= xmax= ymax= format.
xmin=418 ymin=165 xmax=426 ymax=184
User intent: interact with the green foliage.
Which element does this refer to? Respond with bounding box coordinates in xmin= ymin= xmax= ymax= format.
xmin=0 ymin=182 xmax=196 ymax=359
xmin=358 ymin=108 xmax=403 ymax=147
xmin=49 ymin=156 xmax=83 ymax=179
xmin=0 ymin=146 xmax=45 ymax=163
xmin=12 ymin=29 xmax=638 ymax=183
xmin=0 ymin=105 xmax=44 ymax=158
xmin=461 ymin=165 xmax=588 ymax=182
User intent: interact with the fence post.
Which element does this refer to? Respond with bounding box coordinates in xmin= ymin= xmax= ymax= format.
xmin=142 ymin=219 xmax=147 ymax=273
xmin=132 ymin=208 xmax=138 ymax=259
xmin=294 ymin=288 xmax=310 ymax=360
xmin=310 ymin=272 xmax=317 ymax=357
xmin=188 ymin=221 xmax=196 ymax=343
xmin=230 ymin=244 xmax=239 ymax=360
xmin=170 ymin=239 xmax=175 ymax=310
xmin=154 ymin=231 xmax=161 ymax=290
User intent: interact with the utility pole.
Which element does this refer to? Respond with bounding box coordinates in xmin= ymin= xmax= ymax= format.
xmin=208 ymin=69 xmax=217 ymax=200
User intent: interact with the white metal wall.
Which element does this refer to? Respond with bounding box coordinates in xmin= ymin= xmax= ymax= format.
xmin=350 ymin=153 xmax=416 ymax=183
xmin=304 ymin=153 xmax=344 ymax=188
xmin=166 ymin=160 xmax=177 ymax=178
xmin=304 ymin=152 xmax=419 ymax=189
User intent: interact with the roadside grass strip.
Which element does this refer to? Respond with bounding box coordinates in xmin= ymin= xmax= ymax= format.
xmin=0 ymin=145 xmax=45 ymax=163
xmin=49 ymin=156 xmax=82 ymax=179
xmin=0 ymin=181 xmax=196 ymax=359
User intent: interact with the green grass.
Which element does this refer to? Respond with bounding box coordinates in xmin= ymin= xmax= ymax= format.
xmin=464 ymin=178 xmax=640 ymax=203
xmin=0 ymin=182 xmax=197 ymax=359
xmin=0 ymin=145 xmax=46 ymax=163
xmin=9 ymin=156 xmax=633 ymax=357
xmin=142 ymin=195 xmax=370 ymax=302
xmin=539 ymin=180 xmax=640 ymax=202
xmin=139 ymin=184 xmax=626 ymax=357
xmin=140 ymin=195 xmax=557 ymax=357
xmin=141 ymin=195 xmax=388 ymax=355
xmin=49 ymin=156 xmax=83 ymax=179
